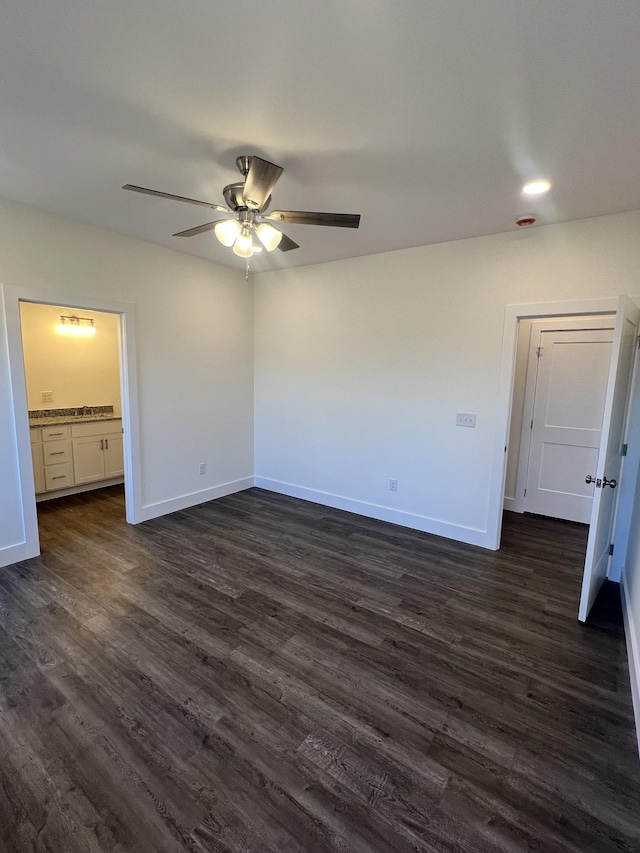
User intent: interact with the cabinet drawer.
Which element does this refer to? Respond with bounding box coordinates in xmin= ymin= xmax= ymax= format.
xmin=71 ymin=419 xmax=122 ymax=438
xmin=44 ymin=462 xmax=73 ymax=491
xmin=42 ymin=425 xmax=70 ymax=442
xmin=42 ymin=439 xmax=71 ymax=465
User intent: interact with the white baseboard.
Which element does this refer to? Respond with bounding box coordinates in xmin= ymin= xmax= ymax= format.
xmin=253 ymin=477 xmax=491 ymax=548
xmin=35 ymin=477 xmax=124 ymax=502
xmin=621 ymin=570 xmax=640 ymax=757
xmin=503 ymin=495 xmax=525 ymax=514
xmin=140 ymin=477 xmax=254 ymax=522
xmin=0 ymin=540 xmax=39 ymax=569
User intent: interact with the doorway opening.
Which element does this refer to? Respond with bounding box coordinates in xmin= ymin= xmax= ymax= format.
xmin=488 ymin=295 xmax=640 ymax=622
xmin=2 ymin=283 xmax=143 ymax=565
xmin=504 ymin=314 xmax=615 ymax=524
xmin=20 ymin=302 xmax=126 ymax=532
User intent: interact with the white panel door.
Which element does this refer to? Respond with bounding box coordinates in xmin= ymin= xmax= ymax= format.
xmin=525 ymin=328 xmax=613 ymax=522
xmin=579 ymin=295 xmax=640 ymax=622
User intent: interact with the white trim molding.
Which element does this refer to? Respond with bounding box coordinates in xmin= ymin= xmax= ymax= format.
xmin=254 ymin=477 xmax=490 ymax=548
xmin=503 ymin=496 xmax=517 ymax=513
xmin=141 ymin=477 xmax=254 ymax=522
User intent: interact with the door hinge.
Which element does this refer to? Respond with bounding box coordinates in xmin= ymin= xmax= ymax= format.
xmin=637 ymin=335 xmax=640 ymax=350
xmin=530 ymin=419 xmax=533 ymax=430
xmin=536 ymin=346 xmax=543 ymax=357
xmin=622 ymin=443 xmax=628 ymax=456
xmin=608 ymin=543 xmax=615 ymax=556
xmin=523 ymin=488 xmax=527 ymax=497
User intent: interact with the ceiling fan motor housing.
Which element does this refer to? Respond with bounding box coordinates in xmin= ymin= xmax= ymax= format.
xmin=223 ymin=180 xmax=271 ymax=213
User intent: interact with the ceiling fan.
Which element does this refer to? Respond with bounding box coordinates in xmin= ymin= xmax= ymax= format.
xmin=123 ymin=155 xmax=361 ymax=258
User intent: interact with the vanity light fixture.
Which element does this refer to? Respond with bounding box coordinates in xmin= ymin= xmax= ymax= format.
xmin=56 ymin=315 xmax=96 ymax=337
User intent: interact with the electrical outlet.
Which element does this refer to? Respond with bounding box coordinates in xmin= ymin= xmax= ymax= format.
xmin=41 ymin=391 xmax=53 ymax=403
xmin=456 ymin=412 xmax=476 ymax=428
xmin=199 ymin=462 xmax=206 ymax=475
xmin=389 ymin=478 xmax=398 ymax=492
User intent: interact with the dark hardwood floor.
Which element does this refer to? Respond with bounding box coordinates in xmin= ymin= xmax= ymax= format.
xmin=0 ymin=486 xmax=639 ymax=852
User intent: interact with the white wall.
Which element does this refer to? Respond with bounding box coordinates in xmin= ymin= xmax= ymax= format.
xmin=254 ymin=209 xmax=640 ymax=547
xmin=3 ymin=199 xmax=640 ymax=566
xmin=0 ymin=196 xmax=254 ymax=566
xmin=20 ymin=302 xmax=121 ymax=414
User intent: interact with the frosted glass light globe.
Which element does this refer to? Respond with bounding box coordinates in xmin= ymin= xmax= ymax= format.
xmin=214 ymin=219 xmax=242 ymax=247
xmin=256 ymin=222 xmax=283 ymax=252
xmin=232 ymin=228 xmax=254 ymax=258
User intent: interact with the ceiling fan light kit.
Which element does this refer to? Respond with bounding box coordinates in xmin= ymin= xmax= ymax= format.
xmin=123 ymin=154 xmax=361 ymax=266
xmin=214 ymin=218 xmax=241 ymax=247
xmin=255 ymin=221 xmax=282 ymax=252
xmin=232 ymin=224 xmax=254 ymax=259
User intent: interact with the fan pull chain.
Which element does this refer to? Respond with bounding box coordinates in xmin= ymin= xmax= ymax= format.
xmin=245 ymin=256 xmax=250 ymax=281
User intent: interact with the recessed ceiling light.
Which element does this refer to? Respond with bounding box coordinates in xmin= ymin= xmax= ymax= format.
xmin=523 ymin=179 xmax=552 ymax=195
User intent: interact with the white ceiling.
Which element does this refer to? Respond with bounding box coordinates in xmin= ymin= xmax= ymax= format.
xmin=1 ymin=1 xmax=639 ymax=271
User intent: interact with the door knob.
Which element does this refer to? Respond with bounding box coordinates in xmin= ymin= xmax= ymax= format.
xmin=602 ymin=477 xmax=618 ymax=489
xmin=585 ymin=474 xmax=595 ymax=484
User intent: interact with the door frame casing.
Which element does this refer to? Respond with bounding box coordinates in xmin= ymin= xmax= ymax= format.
xmin=487 ymin=297 xmax=619 ymax=550
xmin=1 ymin=282 xmax=143 ymax=564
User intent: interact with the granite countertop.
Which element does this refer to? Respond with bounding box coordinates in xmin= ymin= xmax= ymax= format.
xmin=29 ymin=406 xmax=121 ymax=428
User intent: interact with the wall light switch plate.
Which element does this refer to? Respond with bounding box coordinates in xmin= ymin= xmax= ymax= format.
xmin=41 ymin=391 xmax=53 ymax=403
xmin=199 ymin=462 xmax=206 ymax=475
xmin=456 ymin=412 xmax=476 ymax=428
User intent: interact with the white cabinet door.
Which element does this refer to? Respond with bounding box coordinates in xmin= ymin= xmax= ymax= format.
xmin=104 ymin=433 xmax=124 ymax=478
xmin=73 ymin=436 xmax=106 ymax=484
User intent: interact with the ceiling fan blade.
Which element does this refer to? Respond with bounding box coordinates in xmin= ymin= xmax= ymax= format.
xmin=277 ymin=231 xmax=300 ymax=252
xmin=265 ymin=210 xmax=360 ymax=228
xmin=172 ymin=220 xmax=227 ymax=238
xmin=242 ymin=157 xmax=283 ymax=210
xmin=122 ymin=184 xmax=229 ymax=212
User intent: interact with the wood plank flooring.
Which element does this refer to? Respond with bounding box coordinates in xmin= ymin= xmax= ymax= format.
xmin=0 ymin=485 xmax=639 ymax=852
